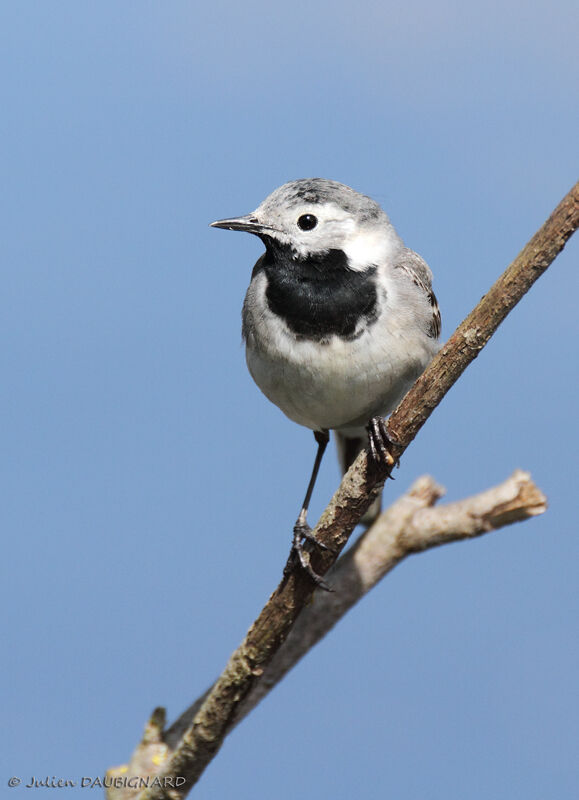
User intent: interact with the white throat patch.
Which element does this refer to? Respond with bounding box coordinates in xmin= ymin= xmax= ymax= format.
xmin=342 ymin=227 xmax=402 ymax=272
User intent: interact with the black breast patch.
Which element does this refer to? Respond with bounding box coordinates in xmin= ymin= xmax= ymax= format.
xmin=256 ymin=243 xmax=378 ymax=341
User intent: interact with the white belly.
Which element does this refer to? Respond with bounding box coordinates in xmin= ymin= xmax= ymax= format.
xmin=245 ymin=309 xmax=437 ymax=433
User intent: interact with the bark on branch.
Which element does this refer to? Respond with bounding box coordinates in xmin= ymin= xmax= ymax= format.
xmin=107 ymin=180 xmax=578 ymax=800
xmin=187 ymin=469 xmax=547 ymax=732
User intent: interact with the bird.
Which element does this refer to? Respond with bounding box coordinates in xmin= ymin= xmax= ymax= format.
xmin=211 ymin=178 xmax=441 ymax=587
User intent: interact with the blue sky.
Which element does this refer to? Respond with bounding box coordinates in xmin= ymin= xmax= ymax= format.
xmin=1 ymin=2 xmax=578 ymax=798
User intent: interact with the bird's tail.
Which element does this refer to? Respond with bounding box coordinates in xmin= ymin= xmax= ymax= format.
xmin=335 ymin=431 xmax=382 ymax=526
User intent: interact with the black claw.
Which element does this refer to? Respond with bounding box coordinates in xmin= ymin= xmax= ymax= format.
xmin=366 ymin=416 xmax=401 ymax=470
xmin=285 ymin=522 xmax=334 ymax=591
xmin=294 ymin=521 xmax=334 ymax=552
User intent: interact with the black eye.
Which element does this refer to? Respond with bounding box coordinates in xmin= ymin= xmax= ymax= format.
xmin=297 ymin=214 xmax=318 ymax=231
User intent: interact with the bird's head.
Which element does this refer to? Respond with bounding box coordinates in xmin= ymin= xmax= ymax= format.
xmin=211 ymin=178 xmax=402 ymax=271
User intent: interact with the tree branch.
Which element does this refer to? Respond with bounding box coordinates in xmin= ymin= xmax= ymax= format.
xmin=108 ymin=470 xmax=546 ymax=799
xmin=208 ymin=469 xmax=547 ymax=729
xmin=108 ymin=180 xmax=578 ymax=800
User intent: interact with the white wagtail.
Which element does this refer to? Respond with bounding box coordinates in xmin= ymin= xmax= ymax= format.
xmin=211 ymin=178 xmax=441 ymax=586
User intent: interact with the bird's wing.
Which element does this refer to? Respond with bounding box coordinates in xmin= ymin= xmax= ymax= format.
xmin=394 ymin=248 xmax=441 ymax=339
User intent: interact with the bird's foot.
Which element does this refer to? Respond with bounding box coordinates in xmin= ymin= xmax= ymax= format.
xmin=283 ymin=517 xmax=334 ymax=591
xmin=366 ymin=416 xmax=401 ymax=474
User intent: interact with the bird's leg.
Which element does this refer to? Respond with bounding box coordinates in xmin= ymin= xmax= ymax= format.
xmin=366 ymin=416 xmax=401 ymax=472
xmin=294 ymin=429 xmax=330 ymax=541
xmin=287 ymin=429 xmax=334 ymax=590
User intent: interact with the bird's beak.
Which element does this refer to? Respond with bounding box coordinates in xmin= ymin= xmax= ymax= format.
xmin=210 ymin=215 xmax=276 ymax=235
